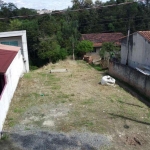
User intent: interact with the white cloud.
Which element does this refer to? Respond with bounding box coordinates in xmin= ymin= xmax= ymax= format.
xmin=3 ymin=0 xmax=73 ymax=10
xmin=3 ymin=0 xmax=101 ymax=10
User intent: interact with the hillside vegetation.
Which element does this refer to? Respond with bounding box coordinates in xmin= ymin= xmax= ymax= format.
xmin=0 ymin=0 xmax=150 ymax=66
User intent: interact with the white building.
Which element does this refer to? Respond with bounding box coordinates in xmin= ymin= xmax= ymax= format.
xmin=37 ymin=9 xmax=52 ymax=14
xmin=0 ymin=31 xmax=29 ymax=132
xmin=121 ymin=31 xmax=150 ymax=74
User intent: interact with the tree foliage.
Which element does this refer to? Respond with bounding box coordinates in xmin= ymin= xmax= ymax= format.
xmin=38 ymin=38 xmax=67 ymax=63
xmin=100 ymin=42 xmax=120 ymax=58
xmin=76 ymin=40 xmax=93 ymax=53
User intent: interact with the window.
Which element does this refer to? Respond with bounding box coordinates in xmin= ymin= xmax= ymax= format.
xmin=0 ymin=74 xmax=5 ymax=96
xmin=1 ymin=41 xmax=18 ymax=46
xmin=91 ymin=48 xmax=96 ymax=53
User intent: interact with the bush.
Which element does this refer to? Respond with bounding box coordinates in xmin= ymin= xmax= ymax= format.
xmin=59 ymin=48 xmax=68 ymax=60
xmin=30 ymin=65 xmax=38 ymax=70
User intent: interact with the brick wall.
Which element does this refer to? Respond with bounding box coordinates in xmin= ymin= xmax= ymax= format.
xmin=109 ymin=61 xmax=150 ymax=98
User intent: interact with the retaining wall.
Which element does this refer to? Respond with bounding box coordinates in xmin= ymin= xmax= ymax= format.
xmin=109 ymin=61 xmax=150 ymax=98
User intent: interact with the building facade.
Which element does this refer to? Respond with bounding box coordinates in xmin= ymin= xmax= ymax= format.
xmin=121 ymin=31 xmax=150 ymax=70
xmin=0 ymin=43 xmax=29 ymax=132
xmin=0 ymin=30 xmax=29 ymax=72
xmin=81 ymin=33 xmax=124 ymax=61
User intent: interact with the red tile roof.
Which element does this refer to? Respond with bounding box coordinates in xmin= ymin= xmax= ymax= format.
xmin=81 ymin=33 xmax=124 ymax=47
xmin=0 ymin=44 xmax=20 ymax=74
xmin=138 ymin=31 xmax=150 ymax=42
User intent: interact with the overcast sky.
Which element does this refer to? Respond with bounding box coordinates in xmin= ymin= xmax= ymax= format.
xmin=3 ymin=0 xmax=101 ymax=10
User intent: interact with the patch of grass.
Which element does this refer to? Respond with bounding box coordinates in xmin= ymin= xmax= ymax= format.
xmin=69 ymin=99 xmax=74 ymax=102
xmin=7 ymin=118 xmax=14 ymax=121
xmin=72 ymin=111 xmax=80 ymax=116
xmin=25 ymin=127 xmax=30 ymax=130
xmin=74 ymin=119 xmax=94 ymax=127
xmin=101 ymin=146 xmax=113 ymax=150
xmin=62 ymin=94 xmax=69 ymax=98
xmin=110 ymin=99 xmax=114 ymax=103
xmin=57 ymin=93 xmax=70 ymax=99
xmin=44 ymin=75 xmax=60 ymax=86
xmin=51 ymin=85 xmax=61 ymax=90
xmin=68 ymin=74 xmax=73 ymax=78
xmin=40 ymin=114 xmax=45 ymax=117
xmin=30 ymin=65 xmax=38 ymax=70
xmin=55 ymin=99 xmax=68 ymax=104
xmin=81 ymin=99 xmax=95 ymax=105
xmin=39 ymin=72 xmax=58 ymax=79
xmin=34 ymin=120 xmax=44 ymax=127
xmin=84 ymin=121 xmax=94 ymax=127
xmin=32 ymin=92 xmax=40 ymax=98
xmin=0 ymin=133 xmax=9 ymax=141
xmin=90 ymin=64 xmax=103 ymax=71
xmin=14 ymin=108 xmax=24 ymax=113
xmin=76 ymin=60 xmax=84 ymax=64
xmin=61 ymin=100 xmax=67 ymax=103
xmin=117 ymin=99 xmax=124 ymax=103
xmin=87 ymin=108 xmax=97 ymax=113
xmin=24 ymin=73 xmax=32 ymax=79
xmin=147 ymin=109 xmax=150 ymax=119
xmin=38 ymin=73 xmax=47 ymax=77
xmin=8 ymin=120 xmax=16 ymax=127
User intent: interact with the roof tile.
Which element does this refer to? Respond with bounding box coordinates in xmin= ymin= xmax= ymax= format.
xmin=81 ymin=33 xmax=124 ymax=47
xmin=138 ymin=31 xmax=150 ymax=42
xmin=0 ymin=44 xmax=19 ymax=74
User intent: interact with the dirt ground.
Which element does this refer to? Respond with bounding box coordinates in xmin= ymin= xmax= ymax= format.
xmin=1 ymin=60 xmax=150 ymax=150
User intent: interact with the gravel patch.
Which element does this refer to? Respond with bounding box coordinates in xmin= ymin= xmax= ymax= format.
xmin=1 ymin=131 xmax=111 ymax=150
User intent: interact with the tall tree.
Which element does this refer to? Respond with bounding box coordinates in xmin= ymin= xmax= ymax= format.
xmin=9 ymin=19 xmax=22 ymax=31
xmin=94 ymin=0 xmax=102 ymax=7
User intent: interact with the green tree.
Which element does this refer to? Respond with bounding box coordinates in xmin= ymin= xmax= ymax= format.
xmin=71 ymin=0 xmax=80 ymax=9
xmin=84 ymin=0 xmax=93 ymax=8
xmin=57 ymin=17 xmax=80 ymax=59
xmin=76 ymin=40 xmax=93 ymax=56
xmin=94 ymin=0 xmax=102 ymax=7
xmin=9 ymin=19 xmax=22 ymax=31
xmin=100 ymin=42 xmax=120 ymax=59
xmin=0 ymin=2 xmax=18 ymax=17
xmin=38 ymin=38 xmax=67 ymax=63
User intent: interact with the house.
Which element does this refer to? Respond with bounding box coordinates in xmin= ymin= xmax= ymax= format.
xmin=0 ymin=30 xmax=29 ymax=72
xmin=37 ymin=9 xmax=52 ymax=14
xmin=81 ymin=32 xmax=124 ymax=62
xmin=121 ymin=31 xmax=150 ymax=74
xmin=0 ymin=44 xmax=29 ymax=132
xmin=109 ymin=31 xmax=150 ymax=98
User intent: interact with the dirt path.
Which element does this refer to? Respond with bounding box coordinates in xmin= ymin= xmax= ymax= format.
xmin=1 ymin=60 xmax=150 ymax=150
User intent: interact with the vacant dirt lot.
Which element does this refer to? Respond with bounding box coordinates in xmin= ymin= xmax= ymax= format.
xmin=1 ymin=60 xmax=150 ymax=150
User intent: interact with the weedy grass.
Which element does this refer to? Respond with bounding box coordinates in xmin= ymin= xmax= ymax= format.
xmin=3 ymin=60 xmax=150 ymax=150
xmin=0 ymin=133 xmax=9 ymax=141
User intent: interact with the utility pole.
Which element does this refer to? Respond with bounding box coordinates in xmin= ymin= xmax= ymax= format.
xmin=72 ymin=36 xmax=75 ymax=60
xmin=126 ymin=5 xmax=130 ymax=66
xmin=126 ymin=23 xmax=130 ymax=65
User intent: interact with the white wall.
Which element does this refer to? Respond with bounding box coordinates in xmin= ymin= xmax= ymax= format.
xmin=0 ymin=50 xmax=24 ymax=132
xmin=121 ymin=33 xmax=150 ymax=68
